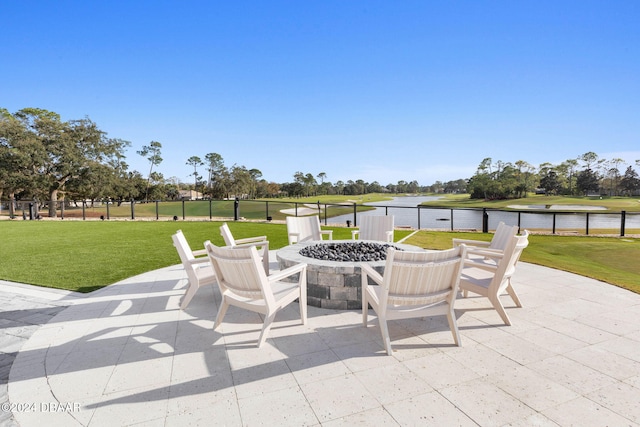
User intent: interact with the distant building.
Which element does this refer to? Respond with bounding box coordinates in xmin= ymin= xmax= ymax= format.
xmin=178 ymin=190 xmax=203 ymax=200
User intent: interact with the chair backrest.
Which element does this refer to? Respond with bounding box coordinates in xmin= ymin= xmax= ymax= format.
xmin=172 ymin=230 xmax=197 ymax=263
xmin=220 ymin=223 xmax=236 ymax=246
xmin=206 ymin=243 xmax=273 ymax=304
xmin=490 ymin=222 xmax=519 ymax=251
xmin=490 ymin=230 xmax=530 ymax=292
xmin=358 ymin=215 xmax=394 ymax=241
xmin=286 ymin=216 xmax=321 ymax=244
xmin=381 ymin=247 xmax=465 ymax=308
xmin=172 ymin=230 xmax=201 ymax=284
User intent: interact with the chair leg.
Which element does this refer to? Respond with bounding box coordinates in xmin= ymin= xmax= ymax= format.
xmin=213 ymin=298 xmax=230 ymax=330
xmin=489 ymin=295 xmax=512 ymax=326
xmin=299 ymin=275 xmax=307 ymax=325
xmin=362 ymin=287 xmax=369 ymax=326
xmin=180 ymin=282 xmax=198 ymax=310
xmin=506 ymin=280 xmax=523 ymax=308
xmin=378 ymin=317 xmax=393 ymax=356
xmin=446 ymin=306 xmax=461 ymax=346
xmin=257 ymin=312 xmax=277 ymax=347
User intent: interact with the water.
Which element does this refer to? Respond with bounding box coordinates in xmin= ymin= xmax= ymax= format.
xmin=326 ymin=196 xmax=640 ymax=232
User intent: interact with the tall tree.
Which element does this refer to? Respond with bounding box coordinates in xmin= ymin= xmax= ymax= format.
xmin=204 ymin=152 xmax=224 ymax=193
xmin=558 ymin=159 xmax=579 ymax=195
xmin=137 ymin=141 xmax=162 ymax=201
xmin=186 ymin=156 xmax=203 ymax=194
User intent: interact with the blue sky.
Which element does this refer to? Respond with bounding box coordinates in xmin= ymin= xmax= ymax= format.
xmin=3 ymin=1 xmax=639 ymax=186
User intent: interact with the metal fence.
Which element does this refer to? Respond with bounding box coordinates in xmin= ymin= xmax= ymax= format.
xmin=2 ymin=199 xmax=639 ymax=237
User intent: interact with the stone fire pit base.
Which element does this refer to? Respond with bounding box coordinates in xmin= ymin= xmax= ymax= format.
xmin=276 ymin=240 xmax=424 ymax=310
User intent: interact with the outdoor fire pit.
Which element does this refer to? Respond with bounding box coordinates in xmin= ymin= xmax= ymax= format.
xmin=277 ymin=240 xmax=424 ymax=310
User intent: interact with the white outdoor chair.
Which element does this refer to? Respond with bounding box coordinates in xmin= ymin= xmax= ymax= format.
xmin=351 ymin=215 xmax=394 ymax=242
xmin=361 ymin=246 xmax=467 ymax=355
xmin=220 ymin=222 xmax=270 ymax=273
xmin=458 ymin=230 xmax=530 ymax=326
xmin=205 ymin=241 xmax=308 ymax=347
xmin=172 ymin=230 xmax=216 ymax=310
xmin=286 ymin=215 xmax=333 ymax=245
xmin=452 ymin=222 xmax=518 ymax=255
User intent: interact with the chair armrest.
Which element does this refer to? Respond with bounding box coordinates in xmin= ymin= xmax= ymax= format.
xmin=269 ymin=263 xmax=307 ymax=282
xmin=466 ymin=247 xmax=504 ymax=259
xmin=321 ymin=230 xmax=333 ymax=240
xmin=189 ymin=257 xmax=210 ymax=265
xmin=453 ymin=238 xmax=491 ymax=248
xmin=233 ymin=240 xmax=269 ymax=250
xmin=192 ymin=248 xmax=208 ymax=257
xmin=463 ymin=259 xmax=498 ymax=272
xmin=351 ymin=230 xmax=360 ymax=240
xmin=360 ymin=264 xmax=383 ymax=286
xmin=235 ymin=236 xmax=267 ymax=244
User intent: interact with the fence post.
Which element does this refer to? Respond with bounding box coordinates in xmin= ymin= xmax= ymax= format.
xmin=155 ymin=200 xmax=159 ymax=220
xmin=482 ymin=208 xmax=488 ymax=233
xmin=234 ymin=197 xmax=239 ymax=221
xmin=450 ymin=209 xmax=454 ymax=231
xmin=621 ymin=210 xmax=626 ymax=237
xmin=82 ymin=201 xmax=86 ymax=220
xmin=417 ymin=205 xmax=421 ymax=229
xmin=552 ymin=213 xmax=556 ymax=234
xmin=353 ymin=203 xmax=357 ymax=227
xmin=106 ymin=201 xmax=110 ymax=220
xmin=209 ymin=199 xmax=213 ymax=220
xmin=182 ymin=198 xmax=186 ymax=220
xmin=130 ymin=200 xmax=135 ymax=220
xmin=585 ymin=212 xmax=590 ymax=235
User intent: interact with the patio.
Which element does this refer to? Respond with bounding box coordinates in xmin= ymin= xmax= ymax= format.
xmin=3 ymin=253 xmax=640 ymax=426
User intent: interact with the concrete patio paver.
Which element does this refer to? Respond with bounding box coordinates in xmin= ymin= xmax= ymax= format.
xmin=2 ymin=256 xmax=640 ymax=426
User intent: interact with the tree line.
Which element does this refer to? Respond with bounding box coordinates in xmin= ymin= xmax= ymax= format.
xmin=2 ymin=108 xmax=639 ymax=218
xmin=467 ymin=154 xmax=640 ymax=200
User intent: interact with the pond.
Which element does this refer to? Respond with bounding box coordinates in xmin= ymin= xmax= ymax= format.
xmin=327 ymin=197 xmax=639 ymax=233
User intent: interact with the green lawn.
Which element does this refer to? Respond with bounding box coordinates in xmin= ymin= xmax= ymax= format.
xmin=0 ymin=220 xmax=637 ymax=294
xmin=403 ymin=231 xmax=640 ymax=294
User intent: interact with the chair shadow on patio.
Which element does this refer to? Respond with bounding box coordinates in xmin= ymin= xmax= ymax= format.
xmin=8 ymin=256 xmax=640 ymax=426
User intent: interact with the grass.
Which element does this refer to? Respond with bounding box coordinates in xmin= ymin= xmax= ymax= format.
xmin=403 ymin=231 xmax=640 ymax=294
xmin=1 ymin=220 xmax=637 ymax=294
xmin=0 ymin=220 xmax=413 ymax=293
xmin=50 ymin=198 xmax=376 ymax=221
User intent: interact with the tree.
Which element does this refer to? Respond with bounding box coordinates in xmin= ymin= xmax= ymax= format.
xmin=3 ymin=108 xmax=129 ymax=217
xmin=137 ymin=141 xmax=162 ymax=201
xmin=579 ymin=152 xmax=598 ymax=169
xmin=514 ymin=160 xmax=536 ymax=198
xmin=620 ymin=166 xmax=640 ymax=195
xmin=576 ymin=168 xmax=600 ymax=195
xmin=558 ymin=159 xmax=579 ymax=195
xmin=186 ymin=156 xmax=203 ymax=195
xmin=204 ymin=152 xmax=224 ymax=193
xmin=539 ymin=170 xmax=560 ymax=195
xmin=603 ymin=158 xmax=625 ymax=196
